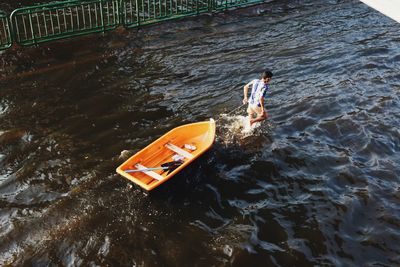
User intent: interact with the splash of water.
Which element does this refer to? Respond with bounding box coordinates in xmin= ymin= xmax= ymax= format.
xmin=216 ymin=114 xmax=270 ymax=146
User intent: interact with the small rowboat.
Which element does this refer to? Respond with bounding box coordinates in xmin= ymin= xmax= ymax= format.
xmin=116 ymin=119 xmax=216 ymax=191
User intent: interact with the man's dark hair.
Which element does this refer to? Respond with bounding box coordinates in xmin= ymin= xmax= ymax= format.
xmin=262 ymin=69 xmax=273 ymax=79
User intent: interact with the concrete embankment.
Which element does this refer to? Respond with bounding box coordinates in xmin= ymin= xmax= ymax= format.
xmin=360 ymin=0 xmax=400 ymax=23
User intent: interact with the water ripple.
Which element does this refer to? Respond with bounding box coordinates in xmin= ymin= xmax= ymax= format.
xmin=0 ymin=0 xmax=399 ymax=266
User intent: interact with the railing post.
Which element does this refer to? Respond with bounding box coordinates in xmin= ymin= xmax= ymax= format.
xmin=28 ymin=9 xmax=38 ymax=45
xmin=99 ymin=0 xmax=105 ymax=33
xmin=137 ymin=0 xmax=141 ymax=26
xmin=209 ymin=0 xmax=214 ymax=12
xmin=0 ymin=11 xmax=13 ymax=50
xmin=117 ymin=0 xmax=122 ymax=26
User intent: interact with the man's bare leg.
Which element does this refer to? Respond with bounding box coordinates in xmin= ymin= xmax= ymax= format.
xmin=250 ymin=111 xmax=267 ymax=126
xmin=247 ymin=112 xmax=255 ymax=127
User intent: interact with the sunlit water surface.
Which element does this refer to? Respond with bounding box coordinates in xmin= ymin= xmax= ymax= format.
xmin=1 ymin=0 xmax=400 ymax=266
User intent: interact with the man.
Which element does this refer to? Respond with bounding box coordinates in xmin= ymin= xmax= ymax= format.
xmin=243 ymin=69 xmax=273 ymax=126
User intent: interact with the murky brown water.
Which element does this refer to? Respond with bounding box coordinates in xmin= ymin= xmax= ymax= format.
xmin=1 ymin=0 xmax=400 ymax=266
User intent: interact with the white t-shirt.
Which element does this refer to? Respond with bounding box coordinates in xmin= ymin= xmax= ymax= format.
xmin=246 ymin=79 xmax=269 ymax=107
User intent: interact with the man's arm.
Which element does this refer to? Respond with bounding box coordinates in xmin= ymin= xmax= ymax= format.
xmin=243 ymin=80 xmax=254 ymax=104
xmin=243 ymin=84 xmax=249 ymax=104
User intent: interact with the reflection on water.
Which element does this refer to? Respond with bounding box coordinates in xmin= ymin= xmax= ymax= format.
xmin=1 ymin=0 xmax=400 ymax=266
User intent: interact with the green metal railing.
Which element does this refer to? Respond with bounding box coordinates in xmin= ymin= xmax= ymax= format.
xmin=10 ymin=0 xmax=120 ymax=46
xmin=0 ymin=11 xmax=12 ymax=50
xmin=213 ymin=0 xmax=263 ymax=11
xmin=2 ymin=0 xmax=264 ymax=49
xmin=121 ymin=0 xmax=210 ymax=28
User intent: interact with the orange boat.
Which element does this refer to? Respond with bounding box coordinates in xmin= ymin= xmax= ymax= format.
xmin=116 ymin=119 xmax=216 ymax=191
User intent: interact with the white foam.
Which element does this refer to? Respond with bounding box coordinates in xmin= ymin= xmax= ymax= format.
xmin=217 ymin=114 xmax=268 ymax=145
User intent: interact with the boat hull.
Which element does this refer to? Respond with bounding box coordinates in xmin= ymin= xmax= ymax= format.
xmin=116 ymin=119 xmax=216 ymax=191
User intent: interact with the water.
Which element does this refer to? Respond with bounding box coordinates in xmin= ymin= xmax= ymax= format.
xmin=1 ymin=0 xmax=400 ymax=266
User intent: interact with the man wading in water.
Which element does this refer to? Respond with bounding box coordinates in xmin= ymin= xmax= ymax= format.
xmin=243 ymin=69 xmax=273 ymax=126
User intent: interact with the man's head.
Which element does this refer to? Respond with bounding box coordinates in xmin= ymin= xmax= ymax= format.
xmin=261 ymin=69 xmax=273 ymax=83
